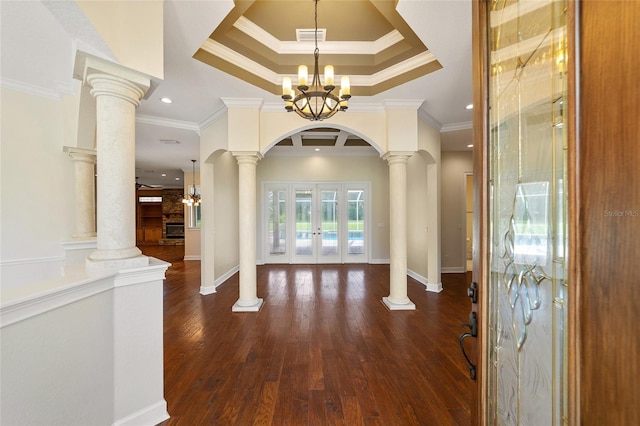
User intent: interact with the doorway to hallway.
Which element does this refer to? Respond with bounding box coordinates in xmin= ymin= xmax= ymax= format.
xmin=263 ymin=182 xmax=369 ymax=264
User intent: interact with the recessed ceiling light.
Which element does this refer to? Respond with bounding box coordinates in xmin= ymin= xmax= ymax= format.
xmin=161 ymin=173 xmax=167 ymax=177
xmin=160 ymin=97 xmax=173 ymax=104
xmin=465 ymin=104 xmax=473 ymax=110
xmin=175 ymin=177 xmax=180 ymax=181
xmin=467 ymin=144 xmax=473 ymax=148
xmin=315 ymin=148 xmax=320 ymax=152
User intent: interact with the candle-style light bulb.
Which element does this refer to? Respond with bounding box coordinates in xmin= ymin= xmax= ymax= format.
xmin=298 ymin=65 xmax=308 ymax=88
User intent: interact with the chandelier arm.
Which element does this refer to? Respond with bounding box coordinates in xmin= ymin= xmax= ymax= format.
xmin=283 ymin=0 xmax=350 ymax=120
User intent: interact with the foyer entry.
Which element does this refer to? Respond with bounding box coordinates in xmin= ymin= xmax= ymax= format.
xmin=264 ymin=183 xmax=369 ymax=264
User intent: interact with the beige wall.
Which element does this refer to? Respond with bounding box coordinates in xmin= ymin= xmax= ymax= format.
xmin=441 ymin=150 xmax=473 ymax=271
xmin=1 ymin=88 xmax=76 ymax=287
xmin=407 ymin=153 xmax=430 ymax=279
xmin=77 ymin=0 xmax=164 ymax=79
xmin=213 ymin=151 xmax=239 ymax=283
xmin=257 ymin=154 xmax=390 ymax=262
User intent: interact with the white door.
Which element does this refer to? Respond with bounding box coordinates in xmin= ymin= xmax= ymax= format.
xmin=292 ymin=184 xmax=341 ymax=264
xmin=264 ymin=182 xmax=368 ymax=264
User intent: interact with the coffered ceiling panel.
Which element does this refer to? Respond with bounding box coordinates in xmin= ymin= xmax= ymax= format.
xmin=193 ymin=0 xmax=443 ymax=96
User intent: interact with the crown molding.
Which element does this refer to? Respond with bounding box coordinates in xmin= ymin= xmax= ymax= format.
xmin=201 ymin=39 xmax=438 ymax=89
xmin=1 ymin=77 xmax=78 ymax=101
xmin=441 ymin=121 xmax=473 ymax=132
xmin=221 ymin=98 xmax=264 ymax=108
xmin=418 ymin=107 xmax=443 ymax=131
xmin=233 ymin=16 xmax=404 ymax=55
xmin=198 ymin=104 xmax=228 ymax=129
xmin=384 ymin=99 xmax=424 ymax=110
xmin=201 ymin=39 xmax=280 ymax=82
xmin=136 ymin=115 xmax=199 ymax=131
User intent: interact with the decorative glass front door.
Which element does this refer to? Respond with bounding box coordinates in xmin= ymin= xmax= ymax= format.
xmin=486 ymin=0 xmax=568 ymax=424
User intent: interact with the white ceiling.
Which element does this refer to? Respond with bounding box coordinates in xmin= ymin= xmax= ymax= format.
xmin=1 ymin=0 xmax=473 ymax=188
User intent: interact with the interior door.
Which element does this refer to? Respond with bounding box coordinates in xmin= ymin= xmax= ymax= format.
xmin=478 ymin=0 xmax=569 ymax=424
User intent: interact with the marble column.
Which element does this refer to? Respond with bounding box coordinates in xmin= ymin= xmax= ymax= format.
xmin=81 ymin=63 xmax=150 ymax=269
xmin=232 ymin=152 xmax=263 ymax=312
xmin=64 ymin=147 xmax=97 ymax=239
xmin=382 ymin=152 xmax=416 ymax=310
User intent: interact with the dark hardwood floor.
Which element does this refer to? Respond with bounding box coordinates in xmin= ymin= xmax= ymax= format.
xmin=143 ymin=245 xmax=472 ymax=425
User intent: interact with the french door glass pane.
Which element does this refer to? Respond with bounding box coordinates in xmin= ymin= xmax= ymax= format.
xmin=267 ymin=189 xmax=286 ymax=255
xmin=347 ymin=190 xmax=365 ymax=254
xmin=321 ymin=190 xmax=338 ymax=256
xmin=295 ymin=190 xmax=312 ymax=255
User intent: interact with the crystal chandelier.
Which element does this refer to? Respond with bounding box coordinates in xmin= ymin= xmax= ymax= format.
xmin=182 ymin=159 xmax=201 ymax=206
xmin=281 ymin=0 xmax=351 ymax=121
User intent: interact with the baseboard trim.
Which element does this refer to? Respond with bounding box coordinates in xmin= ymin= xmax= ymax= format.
xmin=407 ymin=269 xmax=444 ymax=293
xmin=215 ymin=265 xmax=239 ymax=288
xmin=112 ymin=399 xmax=169 ymax=426
xmin=441 ymin=266 xmax=466 ymax=273
xmin=183 ymin=255 xmax=201 ymax=261
xmin=369 ymin=258 xmax=390 ymax=264
xmin=200 ymin=265 xmax=239 ymax=295
xmin=407 ymin=269 xmax=427 ymax=286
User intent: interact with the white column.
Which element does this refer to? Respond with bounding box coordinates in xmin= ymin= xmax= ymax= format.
xmin=200 ymin=160 xmax=216 ymax=295
xmin=81 ymin=63 xmax=150 ymax=269
xmin=232 ymin=152 xmax=263 ymax=312
xmin=64 ymin=147 xmax=97 ymax=239
xmin=382 ymin=152 xmax=416 ymax=310
xmin=426 ymin=162 xmax=442 ymax=292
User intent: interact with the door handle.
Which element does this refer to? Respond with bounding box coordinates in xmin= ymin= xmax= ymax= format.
xmin=459 ymin=331 xmax=477 ymax=380
xmin=458 ymin=311 xmax=477 ymax=380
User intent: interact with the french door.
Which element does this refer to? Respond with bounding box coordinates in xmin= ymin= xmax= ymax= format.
xmin=264 ymin=182 xmax=368 ymax=264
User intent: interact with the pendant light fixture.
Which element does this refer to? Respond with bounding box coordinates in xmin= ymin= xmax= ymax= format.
xmin=282 ymin=0 xmax=351 ymax=121
xmin=182 ymin=159 xmax=201 ymax=206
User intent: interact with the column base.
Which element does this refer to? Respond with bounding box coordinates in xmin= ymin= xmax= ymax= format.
xmin=232 ymin=298 xmax=264 ymax=312
xmin=86 ymin=254 xmax=149 ymax=271
xmin=382 ymin=296 xmax=416 ymax=311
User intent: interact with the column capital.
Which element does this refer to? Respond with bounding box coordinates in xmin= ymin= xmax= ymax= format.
xmin=64 ymin=146 xmax=96 ymax=164
xmin=231 ymin=151 xmax=263 ymax=165
xmin=74 ymin=51 xmax=150 ymax=106
xmin=382 ymin=151 xmax=414 ymax=164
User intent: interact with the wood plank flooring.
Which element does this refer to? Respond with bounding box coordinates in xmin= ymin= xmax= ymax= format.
xmin=143 ymin=246 xmax=472 ymax=425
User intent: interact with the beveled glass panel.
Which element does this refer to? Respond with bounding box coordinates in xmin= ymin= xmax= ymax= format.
xmin=486 ymin=0 xmax=568 ymax=424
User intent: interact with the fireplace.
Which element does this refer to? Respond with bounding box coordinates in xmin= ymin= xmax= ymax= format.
xmin=165 ymin=223 xmax=184 ymax=239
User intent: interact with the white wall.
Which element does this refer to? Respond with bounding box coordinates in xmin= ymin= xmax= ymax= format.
xmin=1 ymin=289 xmax=115 ymax=425
xmin=257 ymin=154 xmax=390 ymax=263
xmin=1 ymin=264 xmax=169 ymax=426
xmin=0 ymin=88 xmax=76 ymax=289
xmin=441 ymin=150 xmax=473 ymax=271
